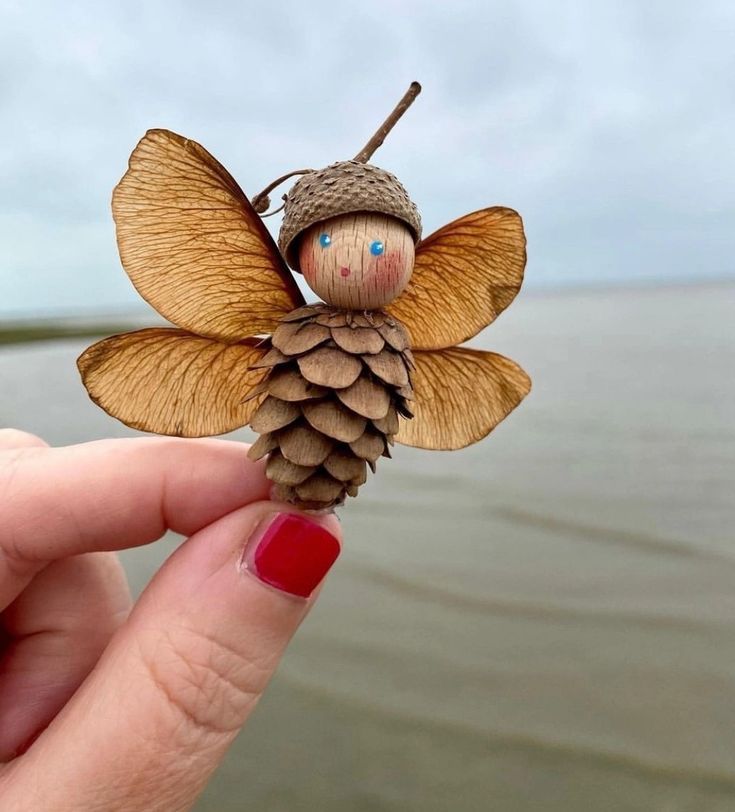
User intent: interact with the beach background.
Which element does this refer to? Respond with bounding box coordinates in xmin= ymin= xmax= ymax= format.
xmin=2 ymin=2 xmax=734 ymax=810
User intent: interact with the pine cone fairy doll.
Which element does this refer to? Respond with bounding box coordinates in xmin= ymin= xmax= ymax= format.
xmin=78 ymin=82 xmax=531 ymax=511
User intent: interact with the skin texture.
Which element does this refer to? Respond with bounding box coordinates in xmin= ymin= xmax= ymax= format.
xmin=0 ymin=429 xmax=341 ymax=812
xmin=299 ymin=212 xmax=415 ymax=310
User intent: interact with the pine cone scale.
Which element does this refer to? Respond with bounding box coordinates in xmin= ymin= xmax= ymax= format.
xmin=279 ymin=424 xmax=333 ymax=466
xmin=372 ymin=405 xmax=399 ymax=435
xmin=336 ymin=377 xmax=391 ymax=419
xmin=297 ymin=347 xmax=362 ymax=388
xmin=247 ymin=305 xmax=414 ymax=511
xmin=266 ymin=452 xmax=316 ymax=485
xmin=249 ymin=396 xmax=301 ymax=433
xmin=302 ymin=400 xmax=367 ymax=442
xmin=267 ymin=368 xmax=328 ymax=401
xmin=272 ymin=321 xmax=331 ymax=354
xmin=363 ymin=349 xmax=410 ymax=386
xmin=331 ymin=326 xmax=385 ymax=354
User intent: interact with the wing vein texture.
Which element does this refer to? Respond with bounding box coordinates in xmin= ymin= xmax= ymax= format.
xmin=112 ymin=129 xmax=303 ymax=342
xmin=395 ymin=347 xmax=531 ymax=450
xmin=388 ymin=207 xmax=526 ymax=350
xmin=77 ymin=328 xmax=269 ymax=437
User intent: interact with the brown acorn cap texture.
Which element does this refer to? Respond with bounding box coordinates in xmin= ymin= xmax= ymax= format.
xmin=247 ymin=305 xmax=415 ymax=511
xmin=278 ymin=161 xmax=422 ymax=271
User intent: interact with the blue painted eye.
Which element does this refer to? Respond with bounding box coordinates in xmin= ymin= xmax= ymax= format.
xmin=319 ymin=233 xmax=331 ymax=248
xmin=370 ymin=240 xmax=384 ymax=256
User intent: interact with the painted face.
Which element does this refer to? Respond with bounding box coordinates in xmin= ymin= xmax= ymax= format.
xmin=298 ymin=212 xmax=415 ymax=310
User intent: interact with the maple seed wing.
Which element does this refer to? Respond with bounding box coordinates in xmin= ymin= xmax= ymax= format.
xmin=77 ymin=329 xmax=269 ymax=437
xmin=113 ymin=129 xmax=304 ymax=341
xmin=395 ymin=347 xmax=531 ymax=450
xmin=388 ymin=207 xmax=526 ymax=350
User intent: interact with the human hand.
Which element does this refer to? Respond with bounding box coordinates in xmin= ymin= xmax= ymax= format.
xmin=0 ymin=429 xmax=341 ymax=811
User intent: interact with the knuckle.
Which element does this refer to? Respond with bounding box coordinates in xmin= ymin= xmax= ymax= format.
xmin=0 ymin=446 xmax=46 ymax=578
xmin=0 ymin=428 xmax=48 ymax=450
xmin=0 ymin=543 xmax=38 ymax=582
xmin=0 ymin=443 xmax=49 ymax=544
xmin=138 ymin=623 xmax=271 ymax=742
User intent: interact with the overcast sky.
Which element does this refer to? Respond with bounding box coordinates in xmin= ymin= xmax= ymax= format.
xmin=1 ymin=0 xmax=733 ymax=317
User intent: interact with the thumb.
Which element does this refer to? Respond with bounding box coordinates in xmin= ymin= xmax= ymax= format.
xmin=6 ymin=503 xmax=341 ymax=812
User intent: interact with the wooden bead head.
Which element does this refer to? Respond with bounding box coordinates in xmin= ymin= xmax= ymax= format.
xmin=299 ymin=213 xmax=415 ymax=310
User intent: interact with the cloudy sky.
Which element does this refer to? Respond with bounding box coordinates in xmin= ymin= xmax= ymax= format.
xmin=1 ymin=0 xmax=733 ymax=317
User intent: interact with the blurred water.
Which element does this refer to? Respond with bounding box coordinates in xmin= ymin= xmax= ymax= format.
xmin=1 ymin=284 xmax=734 ymax=811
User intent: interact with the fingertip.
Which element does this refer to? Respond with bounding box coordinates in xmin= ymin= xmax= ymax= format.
xmin=241 ymin=509 xmax=342 ymax=599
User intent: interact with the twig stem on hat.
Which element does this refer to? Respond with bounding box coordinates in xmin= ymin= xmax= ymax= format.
xmin=353 ymin=81 xmax=421 ymax=164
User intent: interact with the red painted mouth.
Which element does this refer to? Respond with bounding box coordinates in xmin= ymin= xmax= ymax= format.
xmin=340 ymin=266 xmax=351 ymax=278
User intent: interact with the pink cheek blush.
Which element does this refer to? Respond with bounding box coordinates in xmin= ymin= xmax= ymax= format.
xmin=373 ymin=251 xmax=404 ymax=289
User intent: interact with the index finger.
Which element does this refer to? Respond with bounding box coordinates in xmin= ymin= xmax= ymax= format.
xmin=0 ymin=437 xmax=270 ymax=569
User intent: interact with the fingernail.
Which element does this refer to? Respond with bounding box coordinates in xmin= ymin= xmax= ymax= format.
xmin=244 ymin=513 xmax=340 ymax=598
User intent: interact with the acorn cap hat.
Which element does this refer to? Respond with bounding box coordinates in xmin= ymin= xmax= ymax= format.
xmin=251 ymin=82 xmax=424 ymax=272
xmin=277 ymin=160 xmax=422 ymax=271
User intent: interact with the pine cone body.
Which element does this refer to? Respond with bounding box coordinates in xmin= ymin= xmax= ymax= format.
xmin=247 ymin=304 xmax=414 ymax=511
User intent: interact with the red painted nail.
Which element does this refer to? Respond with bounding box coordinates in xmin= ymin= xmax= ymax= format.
xmin=249 ymin=514 xmax=340 ymax=598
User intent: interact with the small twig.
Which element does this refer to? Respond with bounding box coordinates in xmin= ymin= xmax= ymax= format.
xmin=353 ymin=81 xmax=422 ymax=164
xmin=251 ymin=168 xmax=313 ymax=214
xmin=260 ymin=198 xmax=286 ymax=217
